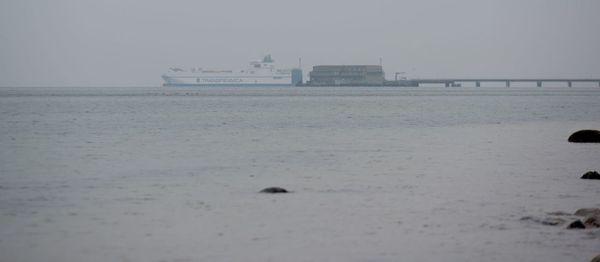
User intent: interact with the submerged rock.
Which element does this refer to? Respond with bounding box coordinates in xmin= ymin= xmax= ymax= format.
xmin=581 ymin=171 xmax=600 ymax=180
xmin=567 ymin=220 xmax=586 ymax=229
xmin=584 ymin=216 xmax=600 ymax=228
xmin=520 ymin=216 xmax=566 ymax=226
xmin=259 ymin=187 xmax=289 ymax=194
xmin=571 ymin=208 xmax=600 ymax=229
xmin=574 ymin=208 xmax=600 ymax=217
xmin=568 ymin=130 xmax=600 ymax=143
xmin=546 ymin=211 xmax=571 ymax=216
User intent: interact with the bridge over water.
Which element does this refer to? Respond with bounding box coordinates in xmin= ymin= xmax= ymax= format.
xmin=408 ymin=78 xmax=600 ymax=87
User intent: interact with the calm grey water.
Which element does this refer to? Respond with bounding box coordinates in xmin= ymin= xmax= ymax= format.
xmin=1 ymin=86 xmax=600 ymax=262
xmin=2 ymin=86 xmax=599 ymax=179
xmin=2 ymin=86 xmax=599 ymax=127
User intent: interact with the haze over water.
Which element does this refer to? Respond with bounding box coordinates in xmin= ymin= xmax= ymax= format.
xmin=2 ymin=0 xmax=600 ymax=87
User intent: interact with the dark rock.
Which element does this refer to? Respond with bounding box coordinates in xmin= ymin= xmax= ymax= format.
xmin=581 ymin=171 xmax=600 ymax=180
xmin=259 ymin=187 xmax=289 ymax=194
xmin=574 ymin=208 xmax=600 ymax=217
xmin=568 ymin=130 xmax=600 ymax=143
xmin=573 ymin=208 xmax=600 ymax=228
xmin=584 ymin=216 xmax=600 ymax=228
xmin=591 ymin=254 xmax=600 ymax=262
xmin=567 ymin=220 xmax=586 ymax=229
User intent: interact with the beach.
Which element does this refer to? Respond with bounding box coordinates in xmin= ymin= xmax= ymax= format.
xmin=0 ymin=86 xmax=599 ymax=262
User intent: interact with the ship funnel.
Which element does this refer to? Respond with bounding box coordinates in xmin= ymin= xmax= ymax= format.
xmin=292 ymin=68 xmax=303 ymax=86
xmin=262 ymin=55 xmax=274 ymax=63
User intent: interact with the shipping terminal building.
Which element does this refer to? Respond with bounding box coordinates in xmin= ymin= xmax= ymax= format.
xmin=307 ymin=65 xmax=385 ymax=86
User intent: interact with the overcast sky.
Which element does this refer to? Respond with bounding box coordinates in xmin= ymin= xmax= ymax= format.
xmin=1 ymin=0 xmax=599 ymax=86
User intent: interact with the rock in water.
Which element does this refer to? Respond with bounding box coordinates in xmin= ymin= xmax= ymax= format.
xmin=574 ymin=208 xmax=600 ymax=217
xmin=584 ymin=216 xmax=600 ymax=228
xmin=581 ymin=171 xmax=600 ymax=180
xmin=568 ymin=130 xmax=600 ymax=143
xmin=591 ymin=254 xmax=600 ymax=262
xmin=567 ymin=220 xmax=586 ymax=229
xmin=520 ymin=216 xmax=566 ymax=226
xmin=546 ymin=211 xmax=571 ymax=216
xmin=259 ymin=187 xmax=289 ymax=193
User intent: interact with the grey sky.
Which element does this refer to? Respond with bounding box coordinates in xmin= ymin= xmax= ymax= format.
xmin=1 ymin=0 xmax=599 ymax=86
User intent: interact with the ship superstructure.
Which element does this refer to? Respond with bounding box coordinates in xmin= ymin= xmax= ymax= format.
xmin=162 ymin=55 xmax=302 ymax=86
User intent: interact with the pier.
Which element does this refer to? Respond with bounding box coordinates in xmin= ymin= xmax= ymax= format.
xmin=305 ymin=65 xmax=600 ymax=87
xmin=407 ymin=78 xmax=600 ymax=88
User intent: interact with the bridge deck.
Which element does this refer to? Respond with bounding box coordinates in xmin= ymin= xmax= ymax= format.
xmin=412 ymin=78 xmax=600 ymax=82
xmin=407 ymin=78 xmax=600 ymax=87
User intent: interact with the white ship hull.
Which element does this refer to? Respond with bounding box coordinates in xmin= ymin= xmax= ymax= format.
xmin=162 ymin=55 xmax=299 ymax=87
xmin=162 ymin=74 xmax=292 ymax=86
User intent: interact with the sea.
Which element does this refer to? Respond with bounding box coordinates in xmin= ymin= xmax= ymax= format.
xmin=1 ymin=86 xmax=599 ymax=262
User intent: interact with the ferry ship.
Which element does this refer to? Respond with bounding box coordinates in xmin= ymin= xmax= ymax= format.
xmin=162 ymin=55 xmax=302 ymax=86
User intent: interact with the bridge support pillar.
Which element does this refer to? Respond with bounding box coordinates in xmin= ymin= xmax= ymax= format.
xmin=505 ymin=81 xmax=510 ymax=88
xmin=537 ymin=81 xmax=542 ymax=87
xmin=568 ymin=81 xmax=572 ymax=88
xmin=476 ymin=81 xmax=480 ymax=87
